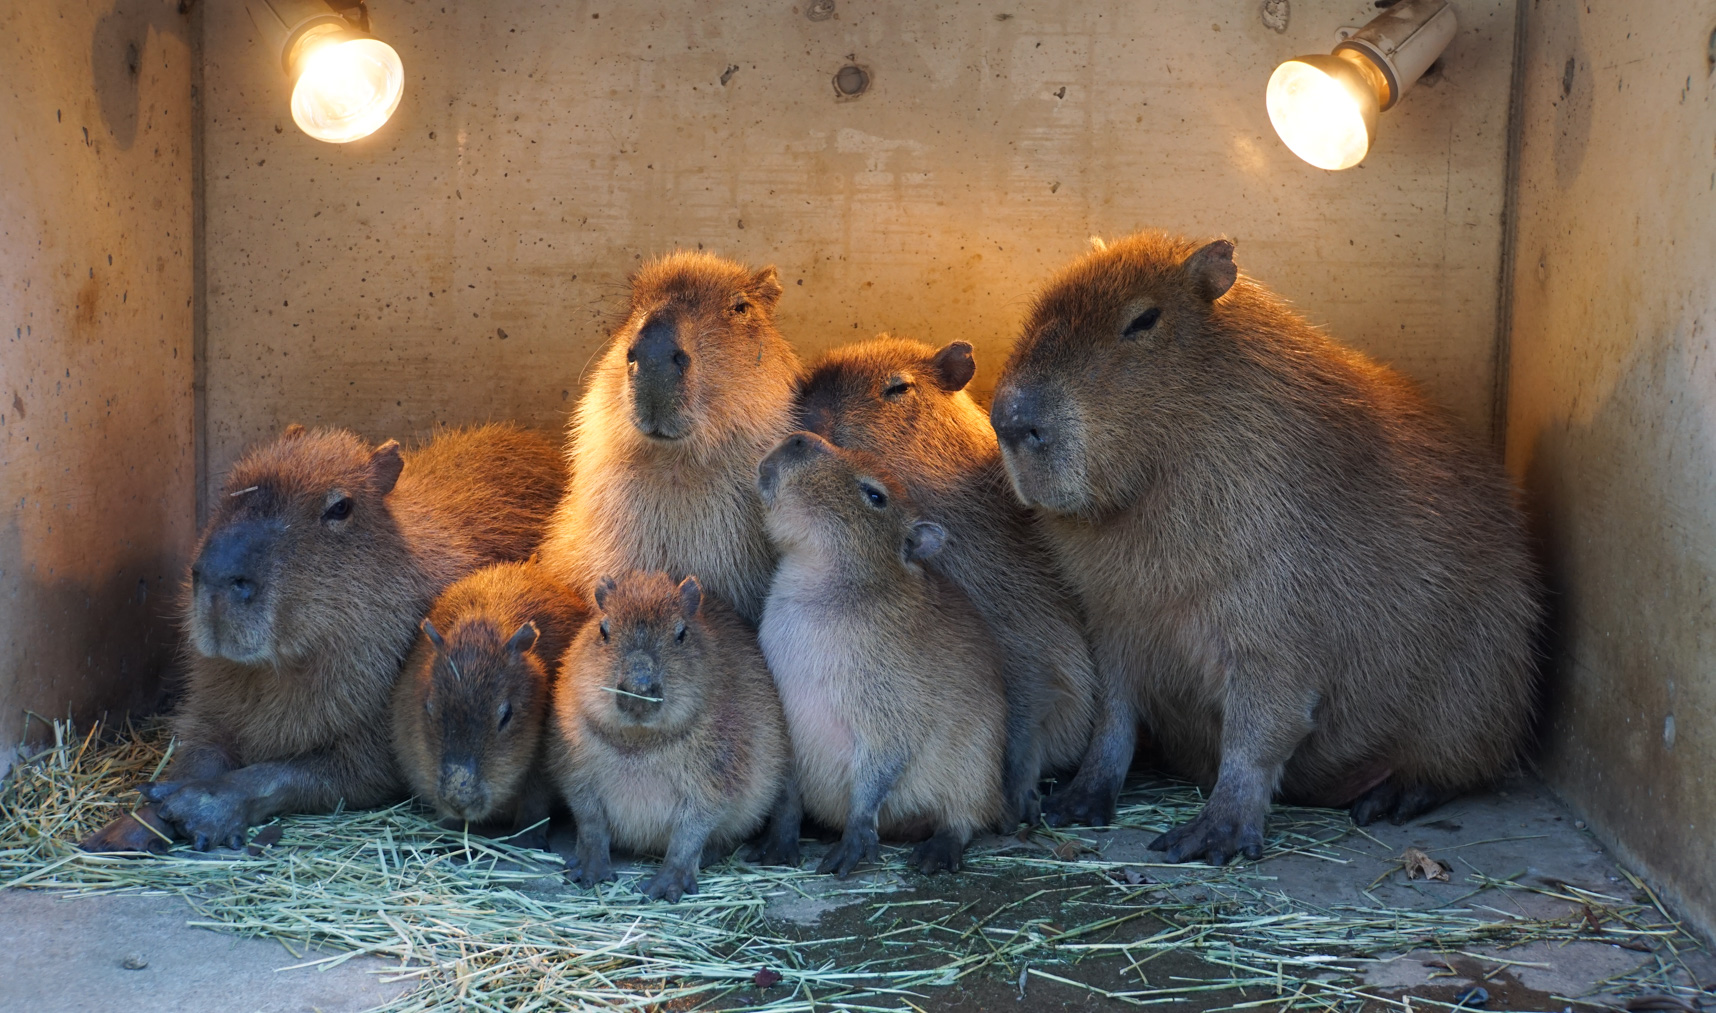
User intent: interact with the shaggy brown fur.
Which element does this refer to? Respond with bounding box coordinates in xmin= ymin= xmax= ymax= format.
xmin=392 ymin=560 xmax=586 ymax=848
xmin=82 ymin=424 xmax=564 ymax=853
xmin=757 ymin=432 xmax=1005 ymax=876
xmin=989 ymin=231 xmax=1542 ymax=863
xmin=553 ymin=571 xmax=796 ymax=902
xmin=539 ymin=251 xmax=802 ymax=625
xmin=797 ymin=336 xmax=1098 ymax=827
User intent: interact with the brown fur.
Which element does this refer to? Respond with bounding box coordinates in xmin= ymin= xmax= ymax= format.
xmin=391 ymin=560 xmax=586 ymax=845
xmin=539 ymin=251 xmax=802 ymax=625
xmin=990 ymin=231 xmax=1543 ymax=862
xmin=757 ymin=432 xmax=1005 ymax=876
xmin=553 ymin=571 xmax=796 ymax=902
xmin=88 ymin=423 xmax=565 ymax=853
xmin=797 ymin=336 xmax=1099 ymax=826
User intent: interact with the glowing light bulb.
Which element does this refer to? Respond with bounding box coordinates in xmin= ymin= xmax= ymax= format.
xmin=1265 ymin=55 xmax=1378 ymax=172
xmin=289 ymin=35 xmax=404 ymax=144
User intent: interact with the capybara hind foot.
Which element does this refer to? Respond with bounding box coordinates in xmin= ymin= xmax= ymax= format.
xmin=1150 ymin=805 xmax=1265 ymax=865
xmin=1041 ymin=779 xmax=1119 ymax=828
xmin=1351 ymin=780 xmax=1453 ymax=826
xmin=818 ymin=825 xmax=881 ymax=878
xmin=744 ymin=822 xmax=802 ymax=867
xmin=79 ymin=806 xmax=174 ymax=855
xmin=911 ymin=828 xmax=967 ymax=875
xmin=643 ymin=861 xmax=699 ymax=903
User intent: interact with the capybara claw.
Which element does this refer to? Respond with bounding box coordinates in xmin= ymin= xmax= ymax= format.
xmin=1149 ymin=813 xmax=1264 ymax=866
xmin=817 ymin=828 xmax=879 ymax=878
xmin=911 ymin=831 xmax=965 ymax=875
xmin=1041 ymin=785 xmax=1115 ymax=829
xmin=642 ymin=865 xmax=698 ymax=903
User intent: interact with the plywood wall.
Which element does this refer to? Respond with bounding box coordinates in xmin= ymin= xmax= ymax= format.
xmin=200 ymin=0 xmax=1517 ymax=494
xmin=0 ymin=0 xmax=196 ymax=763
xmin=1505 ymin=0 xmax=1716 ymax=941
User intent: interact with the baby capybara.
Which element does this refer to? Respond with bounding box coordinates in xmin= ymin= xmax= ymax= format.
xmin=81 ymin=423 xmax=565 ymax=853
xmin=797 ymin=336 xmax=1098 ymax=827
xmin=758 ymin=432 xmax=1006 ymax=876
xmin=553 ymin=571 xmax=797 ymax=902
xmin=989 ymin=232 xmax=1542 ymax=864
xmin=539 ymin=251 xmax=802 ymax=625
xmin=392 ymin=560 xmax=586 ymax=848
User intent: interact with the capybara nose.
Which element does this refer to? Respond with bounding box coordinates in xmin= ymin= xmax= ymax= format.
xmin=628 ymin=316 xmax=689 ymax=380
xmin=439 ymin=758 xmax=481 ymax=809
xmin=195 ymin=520 xmax=272 ymax=605
xmin=992 ymin=386 xmax=1049 ymax=451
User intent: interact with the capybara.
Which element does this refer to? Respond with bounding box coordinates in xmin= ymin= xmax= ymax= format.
xmin=81 ymin=423 xmax=565 ymax=853
xmin=757 ymin=432 xmax=1006 ymax=876
xmin=989 ymin=232 xmax=1542 ymax=864
xmin=539 ymin=251 xmax=802 ymax=626
xmin=392 ymin=560 xmax=586 ymax=848
xmin=553 ymin=571 xmax=797 ymax=902
xmin=797 ymin=336 xmax=1098 ymax=827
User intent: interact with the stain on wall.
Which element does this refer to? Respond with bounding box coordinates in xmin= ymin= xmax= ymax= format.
xmin=200 ymin=0 xmax=1517 ymax=493
xmin=0 ymin=0 xmax=196 ymax=765
xmin=1506 ymin=2 xmax=1716 ymax=941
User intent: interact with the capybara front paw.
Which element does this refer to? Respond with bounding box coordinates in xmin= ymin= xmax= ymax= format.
xmin=1351 ymin=780 xmax=1450 ymax=826
xmin=570 ymin=854 xmax=614 ymax=889
xmin=817 ymin=827 xmax=880 ymax=877
xmin=997 ymin=786 xmax=1042 ymax=832
xmin=79 ymin=806 xmax=175 ymax=855
xmin=1149 ymin=811 xmax=1264 ymax=865
xmin=642 ymin=863 xmax=699 ymax=903
xmin=137 ymin=780 xmax=184 ymax=803
xmin=744 ymin=828 xmax=802 ymax=867
xmin=155 ymin=781 xmax=250 ymax=852
xmin=911 ymin=831 xmax=965 ymax=875
xmin=1041 ymin=783 xmax=1116 ymax=828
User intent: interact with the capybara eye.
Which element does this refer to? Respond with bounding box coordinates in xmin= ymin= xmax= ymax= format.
xmin=626 ymin=348 xmax=637 ymax=363
xmin=674 ymin=621 xmax=687 ymax=643
xmin=322 ymin=496 xmax=353 ymax=522
xmin=860 ymin=482 xmax=888 ymax=509
xmin=1123 ymin=307 xmax=1162 ymax=337
xmin=882 ymin=380 xmax=911 ymax=398
xmin=599 ymin=619 xmax=610 ymax=641
xmin=497 ymin=701 xmax=513 ymax=731
xmin=732 ymin=298 xmax=750 ymax=315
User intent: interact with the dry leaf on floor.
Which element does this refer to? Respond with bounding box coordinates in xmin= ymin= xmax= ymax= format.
xmin=1051 ymin=838 xmax=1097 ymax=861
xmin=1401 ymin=846 xmax=1451 ymax=881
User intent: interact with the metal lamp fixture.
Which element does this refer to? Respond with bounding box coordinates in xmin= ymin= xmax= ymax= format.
xmin=1266 ymin=0 xmax=1457 ymax=170
xmin=246 ymin=0 xmax=405 ymax=144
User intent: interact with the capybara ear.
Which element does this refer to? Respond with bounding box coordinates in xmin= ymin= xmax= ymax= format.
xmin=930 ymin=341 xmax=976 ymax=392
xmin=369 ymin=440 xmax=405 ymax=495
xmin=507 ymin=622 xmax=540 ymax=657
xmin=902 ymin=520 xmax=948 ymax=563
xmin=746 ymin=266 xmax=784 ymax=311
xmin=677 ymin=575 xmax=703 ymax=618
xmin=421 ymin=618 xmax=447 ymax=651
xmin=593 ymin=576 xmax=617 ymax=611
xmin=282 ymin=423 xmax=307 ymax=440
xmin=1185 ymin=239 xmax=1238 ymax=302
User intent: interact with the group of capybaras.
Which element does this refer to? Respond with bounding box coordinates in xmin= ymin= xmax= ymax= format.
xmin=83 ymin=232 xmax=1542 ymax=904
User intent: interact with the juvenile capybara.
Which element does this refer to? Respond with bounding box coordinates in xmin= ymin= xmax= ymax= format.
xmin=81 ymin=423 xmax=565 ymax=853
xmin=539 ymin=251 xmax=802 ymax=626
xmin=989 ymin=232 xmax=1542 ymax=863
xmin=392 ymin=560 xmax=586 ymax=848
xmin=757 ymin=432 xmax=1006 ymax=876
xmin=797 ymin=336 xmax=1098 ymax=827
xmin=553 ymin=571 xmax=797 ymax=902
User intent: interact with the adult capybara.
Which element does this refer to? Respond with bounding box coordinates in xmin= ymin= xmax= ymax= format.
xmin=758 ymin=432 xmax=1006 ymax=876
xmin=797 ymin=336 xmax=1098 ymax=827
xmin=392 ymin=560 xmax=586 ymax=848
xmin=81 ymin=423 xmax=565 ymax=853
xmin=539 ymin=251 xmax=802 ymax=626
xmin=553 ymin=571 xmax=796 ymax=902
xmin=989 ymin=232 xmax=1542 ymax=864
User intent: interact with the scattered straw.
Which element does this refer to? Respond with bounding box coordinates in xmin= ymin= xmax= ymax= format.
xmin=3 ymin=718 xmax=1708 ymax=1011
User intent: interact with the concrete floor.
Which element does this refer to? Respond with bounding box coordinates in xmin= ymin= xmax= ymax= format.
xmin=3 ymin=775 xmax=1710 ymax=1012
